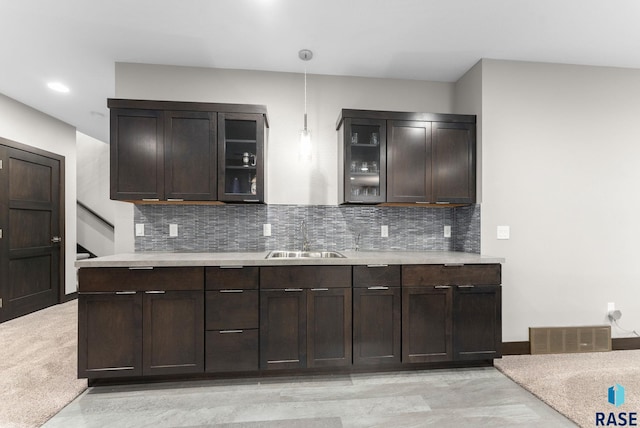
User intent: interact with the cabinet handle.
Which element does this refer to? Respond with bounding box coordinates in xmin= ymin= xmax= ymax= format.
xmin=436 ymin=201 xmax=450 ymax=205
xmin=434 ymin=285 xmax=452 ymax=289
xmin=219 ymin=289 xmax=243 ymax=293
xmin=311 ymin=288 xmax=329 ymax=291
xmin=243 ymin=199 xmax=260 ymax=203
xmin=220 ymin=266 xmax=243 ymax=269
xmin=219 ymin=330 xmax=244 ymax=334
xmin=115 ymin=291 xmax=136 ymax=295
xmin=458 ymin=285 xmax=475 ymax=288
xmin=142 ymin=198 xmax=160 ymax=202
xmin=145 ymin=290 xmax=166 ymax=294
xmin=284 ymin=288 xmax=303 ymax=292
xmin=444 ymin=263 xmax=464 ymax=267
xmin=368 ymin=286 xmax=389 ymax=290
xmin=366 ymin=264 xmax=388 ymax=268
xmin=128 ymin=266 xmax=154 ymax=270
xmin=416 ymin=201 xmax=432 ymax=204
xmin=166 ymin=198 xmax=184 ymax=202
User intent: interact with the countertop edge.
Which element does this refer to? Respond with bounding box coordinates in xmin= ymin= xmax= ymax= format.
xmin=75 ymin=251 xmax=505 ymax=268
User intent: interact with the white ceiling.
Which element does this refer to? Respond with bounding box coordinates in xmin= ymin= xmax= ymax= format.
xmin=2 ymin=0 xmax=640 ymax=143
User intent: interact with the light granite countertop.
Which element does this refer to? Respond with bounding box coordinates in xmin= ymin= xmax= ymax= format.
xmin=75 ymin=251 xmax=504 ymax=268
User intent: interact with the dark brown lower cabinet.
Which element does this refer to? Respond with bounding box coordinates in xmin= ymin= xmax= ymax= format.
xmin=260 ymin=287 xmax=353 ymax=370
xmin=142 ymin=291 xmax=204 ymax=376
xmin=402 ymin=286 xmax=453 ymax=363
xmin=260 ymin=289 xmax=306 ymax=370
xmin=353 ymin=287 xmax=401 ymax=366
xmin=307 ymin=288 xmax=352 ymax=368
xmin=78 ymin=292 xmax=142 ymax=379
xmin=78 ymin=290 xmax=204 ymax=379
xmin=453 ymin=285 xmax=502 ymax=360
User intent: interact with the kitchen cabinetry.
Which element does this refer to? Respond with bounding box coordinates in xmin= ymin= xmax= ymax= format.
xmin=352 ymin=265 xmax=401 ymax=365
xmin=205 ymin=266 xmax=259 ymax=372
xmin=108 ymin=99 xmax=268 ymax=203
xmin=77 ymin=267 xmax=204 ymax=379
xmin=337 ymin=109 xmax=476 ymax=204
xmin=218 ymin=113 xmax=266 ymax=202
xmin=401 ymin=264 xmax=501 ymax=363
xmin=259 ymin=266 xmax=352 ymax=370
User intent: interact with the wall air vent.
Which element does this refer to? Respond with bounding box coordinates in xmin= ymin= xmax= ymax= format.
xmin=529 ymin=326 xmax=611 ymax=355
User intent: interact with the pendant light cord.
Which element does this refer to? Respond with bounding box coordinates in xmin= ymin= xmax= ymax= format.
xmin=303 ymin=66 xmax=308 ymax=130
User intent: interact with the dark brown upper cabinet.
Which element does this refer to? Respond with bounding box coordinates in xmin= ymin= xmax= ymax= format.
xmin=108 ymin=99 xmax=268 ymax=203
xmin=337 ymin=109 xmax=476 ymax=205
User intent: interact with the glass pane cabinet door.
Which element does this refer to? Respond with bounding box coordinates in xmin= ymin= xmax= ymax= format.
xmin=345 ymin=119 xmax=386 ymax=203
xmin=218 ymin=113 xmax=265 ymax=202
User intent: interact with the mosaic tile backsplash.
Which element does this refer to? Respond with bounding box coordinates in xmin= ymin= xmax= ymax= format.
xmin=134 ymin=204 xmax=480 ymax=254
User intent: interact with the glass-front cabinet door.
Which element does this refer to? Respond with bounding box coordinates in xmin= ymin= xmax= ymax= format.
xmin=343 ymin=118 xmax=386 ymax=203
xmin=218 ymin=113 xmax=266 ymax=202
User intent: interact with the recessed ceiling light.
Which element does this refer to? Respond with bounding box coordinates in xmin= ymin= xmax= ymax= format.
xmin=47 ymin=81 xmax=70 ymax=93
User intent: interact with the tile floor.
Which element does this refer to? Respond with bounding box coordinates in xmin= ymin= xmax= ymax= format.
xmin=44 ymin=367 xmax=576 ymax=427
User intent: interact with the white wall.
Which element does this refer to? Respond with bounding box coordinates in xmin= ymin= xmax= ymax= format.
xmin=113 ymin=62 xmax=456 ymax=251
xmin=76 ymin=132 xmax=120 ymax=257
xmin=481 ymin=59 xmax=640 ymax=340
xmin=0 ymin=93 xmax=77 ymax=295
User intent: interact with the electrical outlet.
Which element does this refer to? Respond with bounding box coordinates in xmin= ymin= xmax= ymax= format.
xmin=169 ymin=224 xmax=178 ymax=237
xmin=608 ymin=302 xmax=615 ymax=312
xmin=263 ymin=224 xmax=272 ymax=237
xmin=381 ymin=225 xmax=389 ymax=237
xmin=444 ymin=225 xmax=451 ymax=238
xmin=497 ymin=225 xmax=510 ymax=240
xmin=135 ymin=224 xmax=145 ymax=237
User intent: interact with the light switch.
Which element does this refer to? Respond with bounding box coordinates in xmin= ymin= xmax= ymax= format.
xmin=135 ymin=224 xmax=145 ymax=237
xmin=169 ymin=224 xmax=178 ymax=237
xmin=381 ymin=225 xmax=389 ymax=237
xmin=497 ymin=225 xmax=510 ymax=240
xmin=444 ymin=225 xmax=451 ymax=238
xmin=263 ymin=224 xmax=272 ymax=237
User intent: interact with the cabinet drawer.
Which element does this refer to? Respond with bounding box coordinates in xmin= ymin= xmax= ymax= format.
xmin=402 ymin=264 xmax=501 ymax=286
xmin=78 ymin=267 xmax=204 ymax=292
xmin=206 ymin=266 xmax=259 ymax=290
xmin=206 ymin=290 xmax=258 ymax=330
xmin=206 ymin=329 xmax=259 ymax=372
xmin=260 ymin=266 xmax=351 ymax=289
xmin=353 ymin=265 xmax=401 ymax=288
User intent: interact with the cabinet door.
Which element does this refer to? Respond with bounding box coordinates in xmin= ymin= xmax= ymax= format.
xmin=165 ymin=111 xmax=217 ymax=200
xmin=453 ymin=285 xmax=502 ymax=360
xmin=402 ymin=286 xmax=453 ymax=363
xmin=307 ymin=288 xmax=352 ymax=368
xmin=343 ymin=118 xmax=386 ymax=203
xmin=110 ymin=108 xmax=164 ymax=200
xmin=353 ymin=287 xmax=401 ymax=366
xmin=206 ymin=329 xmax=258 ymax=373
xmin=218 ymin=113 xmax=265 ymax=202
xmin=387 ymin=120 xmax=433 ymax=203
xmin=260 ymin=289 xmax=306 ymax=370
xmin=142 ymin=290 xmax=204 ymax=375
xmin=432 ymin=122 xmax=476 ymax=203
xmin=78 ymin=292 xmax=143 ymax=379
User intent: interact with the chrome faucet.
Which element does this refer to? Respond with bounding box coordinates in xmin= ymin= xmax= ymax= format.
xmin=300 ymin=220 xmax=310 ymax=251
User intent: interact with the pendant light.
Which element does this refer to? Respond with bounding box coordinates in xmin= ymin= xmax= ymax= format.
xmin=298 ymin=49 xmax=313 ymax=162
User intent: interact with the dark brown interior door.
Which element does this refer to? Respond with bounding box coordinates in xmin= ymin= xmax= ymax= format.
xmin=0 ymin=142 xmax=62 ymax=322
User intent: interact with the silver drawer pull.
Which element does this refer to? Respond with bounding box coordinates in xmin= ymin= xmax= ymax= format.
xmin=220 ymin=266 xmax=243 ymax=269
xmin=444 ymin=263 xmax=464 ymax=267
xmin=416 ymin=201 xmax=432 ymax=204
xmin=434 ymin=285 xmax=452 ymax=289
xmin=284 ymin=288 xmax=303 ymax=292
xmin=142 ymin=198 xmax=160 ymax=202
xmin=166 ymin=198 xmax=184 ymax=202
xmin=243 ymin=199 xmax=260 ymax=203
xmin=366 ymin=264 xmax=389 ymax=268
xmin=368 ymin=286 xmax=389 ymax=290
xmin=435 ymin=201 xmax=450 ymax=205
xmin=145 ymin=290 xmax=166 ymax=294
xmin=128 ymin=266 xmax=154 ymax=270
xmin=115 ymin=291 xmax=136 ymax=295
xmin=219 ymin=289 xmax=244 ymax=293
xmin=458 ymin=285 xmax=475 ymax=288
xmin=311 ymin=288 xmax=329 ymax=291
xmin=220 ymin=330 xmax=244 ymax=334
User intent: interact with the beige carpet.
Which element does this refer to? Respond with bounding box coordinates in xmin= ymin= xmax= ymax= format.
xmin=0 ymin=300 xmax=87 ymax=428
xmin=495 ymin=350 xmax=640 ymax=428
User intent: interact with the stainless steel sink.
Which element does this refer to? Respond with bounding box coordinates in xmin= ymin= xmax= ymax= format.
xmin=266 ymin=250 xmax=346 ymax=259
